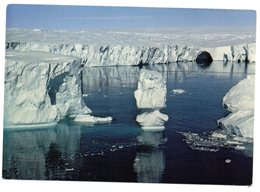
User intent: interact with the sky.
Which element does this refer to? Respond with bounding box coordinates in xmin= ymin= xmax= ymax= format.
xmin=6 ymin=4 xmax=256 ymax=29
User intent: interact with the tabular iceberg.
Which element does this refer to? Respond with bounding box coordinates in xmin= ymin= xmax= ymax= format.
xmin=134 ymin=70 xmax=168 ymax=129
xmin=217 ymin=76 xmax=254 ymax=138
xmin=4 ymin=50 xmax=91 ymax=127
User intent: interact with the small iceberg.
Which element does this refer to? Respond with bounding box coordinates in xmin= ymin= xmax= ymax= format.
xmin=74 ymin=114 xmax=112 ymax=124
xmin=136 ymin=110 xmax=168 ymax=127
xmin=172 ymin=89 xmax=185 ymax=95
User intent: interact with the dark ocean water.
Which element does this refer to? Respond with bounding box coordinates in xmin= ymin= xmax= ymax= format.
xmin=3 ymin=61 xmax=254 ymax=184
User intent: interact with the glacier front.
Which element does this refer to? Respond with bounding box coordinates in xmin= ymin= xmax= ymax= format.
xmin=5 ymin=28 xmax=256 ymax=67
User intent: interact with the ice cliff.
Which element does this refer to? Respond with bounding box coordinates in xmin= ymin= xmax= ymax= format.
xmin=217 ymin=76 xmax=255 ymax=138
xmin=6 ymin=41 xmax=256 ymax=66
xmin=4 ymin=50 xmax=91 ymax=127
xmin=134 ymin=70 xmax=168 ymax=128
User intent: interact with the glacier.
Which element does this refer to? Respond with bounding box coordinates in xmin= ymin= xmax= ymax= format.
xmin=5 ymin=28 xmax=256 ymax=67
xmin=217 ymin=76 xmax=255 ymax=138
xmin=6 ymin=41 xmax=256 ymax=66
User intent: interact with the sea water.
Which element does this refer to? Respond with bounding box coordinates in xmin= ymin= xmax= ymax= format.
xmin=2 ymin=61 xmax=254 ymax=184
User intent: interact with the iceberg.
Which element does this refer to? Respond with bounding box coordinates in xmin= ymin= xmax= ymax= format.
xmin=134 ymin=70 xmax=167 ymax=109
xmin=74 ymin=114 xmax=112 ymax=124
xmin=172 ymin=89 xmax=185 ymax=95
xmin=136 ymin=110 xmax=168 ymax=128
xmin=217 ymin=76 xmax=254 ymax=138
xmin=134 ymin=70 xmax=168 ymax=128
xmin=4 ymin=50 xmax=91 ymax=127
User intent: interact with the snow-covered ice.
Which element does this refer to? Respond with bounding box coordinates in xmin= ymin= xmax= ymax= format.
xmin=4 ymin=50 xmax=91 ymax=127
xmin=217 ymin=76 xmax=255 ymax=138
xmin=5 ymin=28 xmax=256 ymax=66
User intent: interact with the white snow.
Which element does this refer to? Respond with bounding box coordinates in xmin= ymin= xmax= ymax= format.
xmin=4 ymin=50 xmax=91 ymax=127
xmin=217 ymin=76 xmax=255 ymax=138
xmin=134 ymin=70 xmax=167 ymax=109
xmin=172 ymin=89 xmax=185 ymax=95
xmin=6 ymin=27 xmax=255 ymax=47
xmin=73 ymin=114 xmax=112 ymax=123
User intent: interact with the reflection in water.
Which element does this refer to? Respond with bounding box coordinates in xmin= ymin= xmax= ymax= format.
xmin=82 ymin=61 xmax=254 ymax=93
xmin=3 ymin=123 xmax=81 ymax=180
xmin=134 ymin=131 xmax=166 ymax=183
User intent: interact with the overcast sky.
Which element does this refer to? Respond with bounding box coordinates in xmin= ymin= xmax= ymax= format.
xmin=6 ymin=4 xmax=256 ymax=29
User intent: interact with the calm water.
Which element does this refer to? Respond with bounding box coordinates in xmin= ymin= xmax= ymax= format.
xmin=3 ymin=61 xmax=254 ymax=184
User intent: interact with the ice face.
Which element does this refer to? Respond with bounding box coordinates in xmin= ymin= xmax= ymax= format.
xmin=134 ymin=70 xmax=168 ymax=128
xmin=6 ymin=41 xmax=256 ymax=66
xmin=4 ymin=50 xmax=91 ymax=127
xmin=217 ymin=76 xmax=255 ymax=138
xmin=134 ymin=70 xmax=167 ymax=109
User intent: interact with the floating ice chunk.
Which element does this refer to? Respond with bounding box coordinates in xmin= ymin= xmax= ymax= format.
xmin=234 ymin=145 xmax=245 ymax=150
xmin=172 ymin=89 xmax=185 ymax=95
xmin=211 ymin=132 xmax=227 ymax=139
xmin=134 ymin=70 xmax=166 ymax=109
xmin=136 ymin=110 xmax=168 ymax=127
xmin=225 ymin=159 xmax=231 ymax=164
xmin=74 ymin=114 xmax=112 ymax=123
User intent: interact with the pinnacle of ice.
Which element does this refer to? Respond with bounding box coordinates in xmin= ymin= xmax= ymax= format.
xmin=134 ymin=70 xmax=168 ymax=128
